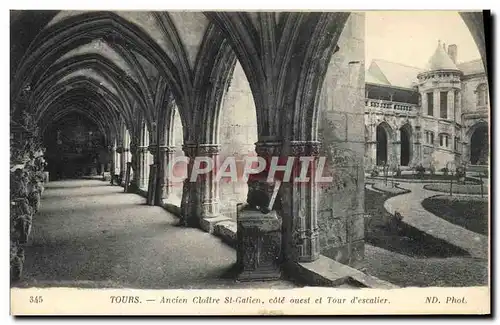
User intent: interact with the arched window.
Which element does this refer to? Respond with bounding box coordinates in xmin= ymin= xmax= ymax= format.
xmin=476 ymin=83 xmax=488 ymax=107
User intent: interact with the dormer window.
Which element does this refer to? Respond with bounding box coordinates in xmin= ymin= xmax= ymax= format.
xmin=476 ymin=83 xmax=488 ymax=107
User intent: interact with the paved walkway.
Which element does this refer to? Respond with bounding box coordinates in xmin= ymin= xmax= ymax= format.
xmin=384 ymin=183 xmax=488 ymax=259
xmin=17 ymin=179 xmax=296 ymax=289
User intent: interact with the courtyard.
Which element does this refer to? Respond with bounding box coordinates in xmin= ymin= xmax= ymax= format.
xmin=363 ymin=173 xmax=489 ymax=287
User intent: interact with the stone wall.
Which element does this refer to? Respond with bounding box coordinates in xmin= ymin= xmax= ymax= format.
xmin=461 ymin=75 xmax=488 ymax=113
xmin=316 ymin=12 xmax=366 ymax=268
xmin=218 ymin=61 xmax=258 ymax=220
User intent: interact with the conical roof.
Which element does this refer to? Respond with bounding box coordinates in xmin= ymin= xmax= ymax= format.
xmin=426 ymin=40 xmax=458 ymax=71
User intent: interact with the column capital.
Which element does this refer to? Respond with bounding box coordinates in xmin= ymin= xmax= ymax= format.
xmin=116 ymin=146 xmax=125 ymax=154
xmin=290 ymin=140 xmax=321 ymax=156
xmin=147 ymin=144 xmax=157 ymax=155
xmin=182 ymin=143 xmax=198 ymax=158
xmin=255 ymin=139 xmax=282 ymax=157
xmin=137 ymin=146 xmax=149 ymax=154
xmin=198 ymin=144 xmax=221 ymax=156
xmin=159 ymin=145 xmax=176 ymax=153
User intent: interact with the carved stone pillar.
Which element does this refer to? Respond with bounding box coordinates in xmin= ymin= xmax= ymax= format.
xmin=392 ymin=130 xmax=401 ymax=167
xmin=128 ymin=143 xmax=139 ymax=192
xmin=116 ymin=146 xmax=124 ymax=185
xmin=286 ymin=141 xmax=321 ymax=263
xmin=137 ymin=146 xmax=149 ymax=190
xmin=197 ymin=144 xmax=231 ymax=233
xmin=180 ymin=143 xmax=198 ymax=227
xmin=157 ymin=145 xmax=175 ymax=205
xmin=146 ymin=144 xmax=158 ymax=205
xmin=115 ymin=146 xmax=122 ymax=175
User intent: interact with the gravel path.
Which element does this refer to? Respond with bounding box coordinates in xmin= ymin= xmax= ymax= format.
xmin=384 ymin=183 xmax=489 ymax=259
xmin=18 ymin=179 xmax=296 ymax=289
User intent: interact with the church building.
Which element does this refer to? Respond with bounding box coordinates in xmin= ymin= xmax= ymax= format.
xmin=364 ymin=40 xmax=489 ymax=171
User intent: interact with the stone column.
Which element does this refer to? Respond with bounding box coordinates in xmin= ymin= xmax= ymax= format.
xmin=414 ymin=125 xmax=423 ymax=165
xmin=127 ymin=142 xmax=139 ymax=192
xmin=180 ymin=143 xmax=199 ymax=227
xmin=146 ymin=144 xmax=158 ymax=205
xmin=109 ymin=144 xmax=117 ymax=184
xmin=156 ymin=145 xmax=175 ymax=205
xmin=197 ymin=144 xmax=230 ymax=233
xmin=448 ymin=90 xmax=454 ymax=122
xmin=114 ymin=146 xmax=121 ymax=177
xmin=116 ymin=146 xmax=124 ymax=185
xmin=287 ymin=140 xmax=321 ymax=262
xmin=137 ymin=146 xmax=149 ymax=190
xmin=392 ymin=130 xmax=401 ymax=167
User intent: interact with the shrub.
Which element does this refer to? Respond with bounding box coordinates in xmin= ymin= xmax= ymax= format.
xmin=455 ymin=166 xmax=466 ymax=180
xmin=415 ymin=164 xmax=425 ymax=178
xmin=385 ymin=211 xmax=404 ymax=233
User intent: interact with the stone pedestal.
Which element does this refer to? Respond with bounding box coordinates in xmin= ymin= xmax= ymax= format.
xmin=236 ymin=209 xmax=282 ymax=281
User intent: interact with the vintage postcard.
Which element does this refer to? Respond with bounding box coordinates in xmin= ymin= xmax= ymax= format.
xmin=9 ymin=9 xmax=491 ymax=316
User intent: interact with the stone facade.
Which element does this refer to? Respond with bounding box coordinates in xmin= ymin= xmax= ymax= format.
xmin=365 ymin=41 xmax=489 ymax=171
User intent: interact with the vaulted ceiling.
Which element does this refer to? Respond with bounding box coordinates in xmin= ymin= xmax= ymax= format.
xmin=10 ymin=10 xmax=234 ymax=144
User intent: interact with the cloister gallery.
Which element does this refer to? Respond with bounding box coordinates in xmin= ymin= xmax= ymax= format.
xmin=10 ymin=11 xmax=488 ymax=286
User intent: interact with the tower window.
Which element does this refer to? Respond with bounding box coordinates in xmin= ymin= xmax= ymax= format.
xmin=440 ymin=91 xmax=448 ymax=118
xmin=425 ymin=131 xmax=435 ymax=145
xmin=439 ymin=134 xmax=449 ymax=148
xmin=476 ymin=83 xmax=488 ymax=107
xmin=427 ymin=92 xmax=434 ymax=116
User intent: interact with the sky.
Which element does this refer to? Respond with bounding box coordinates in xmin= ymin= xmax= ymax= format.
xmin=365 ymin=11 xmax=482 ymax=69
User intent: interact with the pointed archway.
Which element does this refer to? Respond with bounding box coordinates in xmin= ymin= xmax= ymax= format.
xmin=376 ymin=123 xmax=389 ymax=166
xmin=470 ymin=124 xmax=488 ymax=165
xmin=400 ymin=124 xmax=412 ymax=166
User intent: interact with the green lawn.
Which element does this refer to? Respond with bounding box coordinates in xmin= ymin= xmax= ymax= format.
xmin=424 ymin=183 xmax=489 ymax=195
xmin=364 ymin=189 xmax=470 ymax=258
xmin=393 ymin=174 xmax=479 ymax=183
xmin=421 ymin=196 xmax=489 ymax=235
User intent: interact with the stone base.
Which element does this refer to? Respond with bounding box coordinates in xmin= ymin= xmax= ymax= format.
xmin=287 ymin=255 xmax=397 ymax=289
xmin=200 ymin=216 xmax=232 ymax=233
xmin=236 ymin=209 xmax=282 ymax=282
xmin=237 ymin=268 xmax=281 ymax=282
xmin=214 ymin=221 xmax=237 ymax=247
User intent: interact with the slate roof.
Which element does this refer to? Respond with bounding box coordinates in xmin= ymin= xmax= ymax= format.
xmin=426 ymin=41 xmax=459 ymax=71
xmin=457 ymin=59 xmax=485 ymax=75
xmin=366 ymin=59 xmax=424 ymax=89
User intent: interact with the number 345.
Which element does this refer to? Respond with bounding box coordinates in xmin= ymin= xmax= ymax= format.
xmin=29 ymin=296 xmax=43 ymax=303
